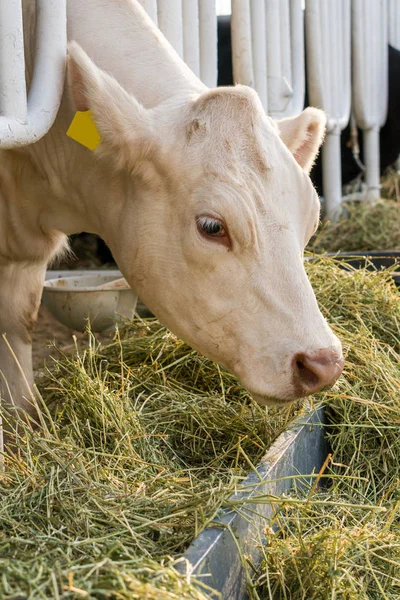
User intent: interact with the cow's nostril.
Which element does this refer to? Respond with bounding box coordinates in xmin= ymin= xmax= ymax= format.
xmin=293 ymin=349 xmax=344 ymax=396
xmin=295 ymin=358 xmax=320 ymax=388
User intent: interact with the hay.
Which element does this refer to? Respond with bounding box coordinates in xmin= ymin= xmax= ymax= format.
xmin=0 ymin=321 xmax=299 ymax=599
xmin=2 ymin=258 xmax=400 ymax=599
xmin=308 ymin=198 xmax=400 ymax=253
xmin=381 ymin=167 xmax=400 ymax=203
xmin=254 ymin=258 xmax=400 ymax=599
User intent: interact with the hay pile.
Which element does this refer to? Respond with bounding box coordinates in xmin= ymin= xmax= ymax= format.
xmin=309 ymin=198 xmax=400 ymax=253
xmin=309 ymin=168 xmax=400 ymax=254
xmin=255 ymin=258 xmax=400 ymax=599
xmin=0 ymin=321 xmax=299 ymax=599
xmin=2 ymin=258 xmax=400 ymax=599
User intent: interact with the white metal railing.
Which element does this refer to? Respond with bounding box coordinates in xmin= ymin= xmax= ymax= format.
xmin=352 ymin=0 xmax=388 ymax=200
xmin=230 ymin=0 xmax=392 ymax=218
xmin=306 ymin=0 xmax=352 ymax=219
xmin=231 ymin=0 xmax=304 ymax=117
xmin=0 ymin=0 xmax=67 ymax=149
xmin=138 ymin=0 xmax=217 ymax=87
xmin=0 ymin=0 xmax=395 ymax=214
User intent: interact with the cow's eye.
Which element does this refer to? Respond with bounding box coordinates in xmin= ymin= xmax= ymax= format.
xmin=197 ymin=216 xmax=226 ymax=238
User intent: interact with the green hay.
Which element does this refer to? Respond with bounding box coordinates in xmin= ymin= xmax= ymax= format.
xmin=3 ymin=258 xmax=400 ymax=599
xmin=0 ymin=321 xmax=299 ymax=599
xmin=381 ymin=167 xmax=400 ymax=203
xmin=255 ymin=258 xmax=400 ymax=599
xmin=309 ymin=198 xmax=400 ymax=253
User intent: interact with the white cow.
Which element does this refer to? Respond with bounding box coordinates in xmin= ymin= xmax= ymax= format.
xmin=0 ymin=0 xmax=343 ymax=419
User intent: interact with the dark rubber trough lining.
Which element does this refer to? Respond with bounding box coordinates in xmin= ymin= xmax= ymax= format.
xmin=179 ymin=406 xmax=328 ymax=600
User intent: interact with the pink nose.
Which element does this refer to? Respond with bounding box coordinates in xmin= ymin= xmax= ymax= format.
xmin=293 ymin=348 xmax=344 ymax=395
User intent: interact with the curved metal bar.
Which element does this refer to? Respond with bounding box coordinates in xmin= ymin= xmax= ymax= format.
xmin=0 ymin=0 xmax=67 ymax=149
xmin=0 ymin=0 xmax=27 ymax=121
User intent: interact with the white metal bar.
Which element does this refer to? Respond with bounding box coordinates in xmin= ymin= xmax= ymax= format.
xmin=0 ymin=0 xmax=27 ymax=121
xmin=280 ymin=1 xmax=291 ymax=89
xmin=232 ymin=0 xmax=304 ymax=118
xmin=182 ymin=1 xmax=200 ymax=77
xmin=352 ymin=0 xmax=388 ymax=199
xmin=288 ymin=0 xmax=306 ymax=116
xmin=199 ymin=0 xmax=217 ymax=87
xmin=305 ymin=0 xmax=351 ymax=219
xmin=363 ymin=128 xmax=381 ymax=199
xmin=0 ymin=0 xmax=67 ymax=148
xmin=322 ymin=127 xmax=342 ymax=220
xmin=231 ymin=0 xmax=254 ymax=87
xmin=265 ymin=0 xmax=282 ymax=113
xmin=137 ymin=0 xmax=158 ymax=25
xmin=388 ymin=0 xmax=400 ymax=50
xmin=157 ymin=0 xmax=184 ymax=58
xmin=250 ymin=0 xmax=267 ymax=110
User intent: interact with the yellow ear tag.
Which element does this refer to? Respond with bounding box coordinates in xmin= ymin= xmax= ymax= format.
xmin=66 ymin=110 xmax=101 ymax=151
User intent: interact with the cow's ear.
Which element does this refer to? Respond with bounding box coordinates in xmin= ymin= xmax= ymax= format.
xmin=276 ymin=108 xmax=326 ymax=174
xmin=67 ymin=42 xmax=159 ymax=174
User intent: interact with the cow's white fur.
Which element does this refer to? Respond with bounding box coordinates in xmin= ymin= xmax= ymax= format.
xmin=0 ymin=0 xmax=342 ymax=416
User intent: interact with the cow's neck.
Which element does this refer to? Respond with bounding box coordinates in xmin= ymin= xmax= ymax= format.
xmin=67 ymin=0 xmax=205 ymax=107
xmin=28 ymin=0 xmax=207 ymax=243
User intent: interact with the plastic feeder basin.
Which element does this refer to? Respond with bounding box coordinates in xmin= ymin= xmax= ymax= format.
xmin=42 ymin=273 xmax=138 ymax=332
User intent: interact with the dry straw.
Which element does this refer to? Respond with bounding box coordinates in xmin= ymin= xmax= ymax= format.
xmin=0 ymin=318 xmax=298 ymax=598
xmin=309 ymin=170 xmax=400 ymax=253
xmin=1 ymin=257 xmax=400 ymax=599
xmin=254 ymin=258 xmax=400 ymax=599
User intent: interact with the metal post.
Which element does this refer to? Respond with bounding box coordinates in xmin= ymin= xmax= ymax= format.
xmin=305 ymin=0 xmax=351 ymax=220
xmin=0 ymin=0 xmax=27 ymax=121
xmin=352 ymin=0 xmax=388 ymax=201
xmin=363 ymin=127 xmax=381 ymax=201
xmin=157 ymin=0 xmax=184 ymax=58
xmin=231 ymin=0 xmax=304 ymax=119
xmin=249 ymin=0 xmax=267 ymax=110
xmin=322 ymin=127 xmax=343 ymax=219
xmin=137 ymin=0 xmax=158 ymax=25
xmin=231 ymin=0 xmax=254 ymax=87
xmin=182 ymin=1 xmax=200 ymax=78
xmin=199 ymin=0 xmax=217 ymax=87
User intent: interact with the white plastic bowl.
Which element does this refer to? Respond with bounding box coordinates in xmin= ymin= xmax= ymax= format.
xmin=42 ymin=273 xmax=138 ymax=332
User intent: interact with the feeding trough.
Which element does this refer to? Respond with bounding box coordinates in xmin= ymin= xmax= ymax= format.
xmin=325 ymin=251 xmax=400 ymax=287
xmin=179 ymin=405 xmax=327 ymax=599
xmin=42 ymin=271 xmax=138 ymax=332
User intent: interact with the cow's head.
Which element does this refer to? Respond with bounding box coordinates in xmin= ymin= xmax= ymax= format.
xmin=68 ymin=43 xmax=343 ymax=405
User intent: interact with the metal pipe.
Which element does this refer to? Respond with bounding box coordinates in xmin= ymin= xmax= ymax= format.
xmin=231 ymin=0 xmax=254 ymax=87
xmin=265 ymin=0 xmax=282 ymax=113
xmin=0 ymin=0 xmax=67 ymax=148
xmin=249 ymin=0 xmax=267 ymax=110
xmin=0 ymin=0 xmax=27 ymax=121
xmin=137 ymin=0 xmax=158 ymax=25
xmin=388 ymin=0 xmax=400 ymax=49
xmin=157 ymin=0 xmax=183 ymax=59
xmin=199 ymin=0 xmax=217 ymax=87
xmin=182 ymin=1 xmax=200 ymax=77
xmin=352 ymin=0 xmax=388 ymax=198
xmin=322 ymin=128 xmax=342 ymax=220
xmin=289 ymin=0 xmax=305 ymax=117
xmin=363 ymin=127 xmax=381 ymax=201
